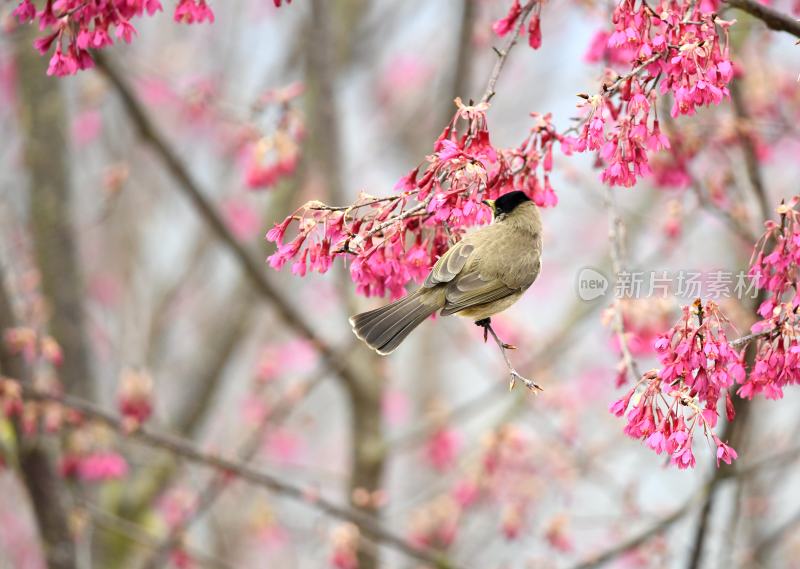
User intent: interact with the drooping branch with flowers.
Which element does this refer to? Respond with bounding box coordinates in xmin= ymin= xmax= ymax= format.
xmin=267 ymin=101 xmax=566 ymax=298
xmin=606 ymin=197 xmax=800 ymax=469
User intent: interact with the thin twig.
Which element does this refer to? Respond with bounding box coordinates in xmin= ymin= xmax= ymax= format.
xmin=730 ymin=79 xmax=770 ymax=222
xmin=480 ymin=320 xmax=543 ymax=392
xmin=568 ymin=499 xmax=696 ymax=569
xmin=603 ymin=53 xmax=661 ymax=95
xmin=480 ymin=1 xmax=537 ymax=104
xmin=688 ymin=176 xmax=758 ymax=244
xmin=730 ymin=327 xmax=777 ymax=349
xmin=604 ymin=186 xmax=642 ymax=382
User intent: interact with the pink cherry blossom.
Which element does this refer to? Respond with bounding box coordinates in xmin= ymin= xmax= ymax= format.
xmin=174 ymin=0 xmax=215 ymax=24
xmin=611 ymin=300 xmax=743 ymax=468
xmin=223 ymin=199 xmax=262 ymax=241
xmin=73 ymin=452 xmax=129 ymax=482
xmin=424 ymin=427 xmax=461 ymax=472
xmin=574 ymin=0 xmax=734 ymax=187
xmin=10 ymin=0 xmax=220 ymax=76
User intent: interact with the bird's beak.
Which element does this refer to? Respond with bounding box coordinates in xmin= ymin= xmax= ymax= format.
xmin=482 ymin=199 xmax=495 ymax=211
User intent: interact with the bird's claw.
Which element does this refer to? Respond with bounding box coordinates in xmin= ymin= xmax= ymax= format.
xmin=508 ymin=371 xmax=543 ymax=393
xmin=475 ymin=318 xmax=491 ymax=343
xmin=502 ymin=343 xmax=516 ymax=350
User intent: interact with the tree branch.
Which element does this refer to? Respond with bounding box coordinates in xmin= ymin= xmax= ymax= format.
xmin=444 ymin=0 xmax=476 ymax=117
xmin=16 ymin=19 xmax=94 ymax=401
xmin=481 ymin=1 xmax=537 ymax=103
xmin=725 ymin=0 xmax=800 ymax=39
xmin=17 ymin=385 xmax=459 ymax=569
xmin=752 ymin=507 xmax=800 ymax=563
xmin=92 ymin=53 xmax=363 ymax=393
xmin=567 ymin=494 xmax=699 ymax=569
xmin=138 ymin=364 xmax=329 ymax=568
xmin=85 ymin=502 xmax=237 ymax=569
xmin=304 ymin=4 xmax=389 ymax=568
xmin=730 ymin=78 xmax=770 ymax=222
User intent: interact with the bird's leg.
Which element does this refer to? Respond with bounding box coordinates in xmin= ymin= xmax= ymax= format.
xmin=474 ymin=318 xmax=515 ymax=349
xmin=481 ymin=320 xmax=543 ymax=393
xmin=475 ymin=318 xmax=491 ymax=343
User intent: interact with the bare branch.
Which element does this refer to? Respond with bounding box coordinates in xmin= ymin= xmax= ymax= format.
xmin=92 ymin=53 xmax=363 ymax=393
xmin=17 ymin=385 xmax=459 ymax=569
xmin=730 ymin=78 xmax=770 ymax=222
xmin=567 ymin=497 xmax=697 ymax=569
xmin=730 ymin=327 xmax=777 ymax=349
xmin=139 ymin=365 xmax=329 ymax=568
xmin=85 ymin=502 xmax=237 ymax=569
xmin=725 ymin=0 xmax=800 ymax=39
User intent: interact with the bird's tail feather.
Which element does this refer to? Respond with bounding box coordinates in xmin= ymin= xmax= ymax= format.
xmin=349 ymin=290 xmax=438 ymax=355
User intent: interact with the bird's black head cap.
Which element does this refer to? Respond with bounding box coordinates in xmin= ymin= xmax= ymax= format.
xmin=494 ymin=191 xmax=531 ymax=215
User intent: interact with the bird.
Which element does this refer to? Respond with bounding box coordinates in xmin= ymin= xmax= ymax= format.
xmin=349 ymin=190 xmax=542 ymax=356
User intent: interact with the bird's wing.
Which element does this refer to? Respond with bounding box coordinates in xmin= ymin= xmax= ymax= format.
xmin=440 ymin=270 xmax=518 ymax=316
xmin=423 ymin=240 xmax=475 ymax=288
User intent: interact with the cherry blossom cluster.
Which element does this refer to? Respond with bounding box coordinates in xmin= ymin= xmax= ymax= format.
xmin=241 ymin=83 xmax=305 ymax=190
xmin=2 ymin=328 xmax=67 ymax=438
xmin=54 ymin=416 xmax=129 ymax=482
xmin=501 ymin=112 xmax=567 ymax=207
xmin=738 ymin=199 xmax=800 ymax=399
xmin=267 ymin=100 xmax=566 ymax=298
xmin=492 ymin=0 xmax=543 ymax=50
xmin=12 ymin=0 xmax=213 ymax=77
xmin=0 ymin=379 xmax=45 ymax=437
xmin=740 ymin=323 xmax=800 ymax=400
xmin=749 ymin=199 xmax=800 ymax=320
xmin=575 ymin=0 xmax=734 ymax=187
xmin=1 ymin=326 xmax=133 ymax=481
xmin=610 ymin=300 xmax=742 ymax=469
